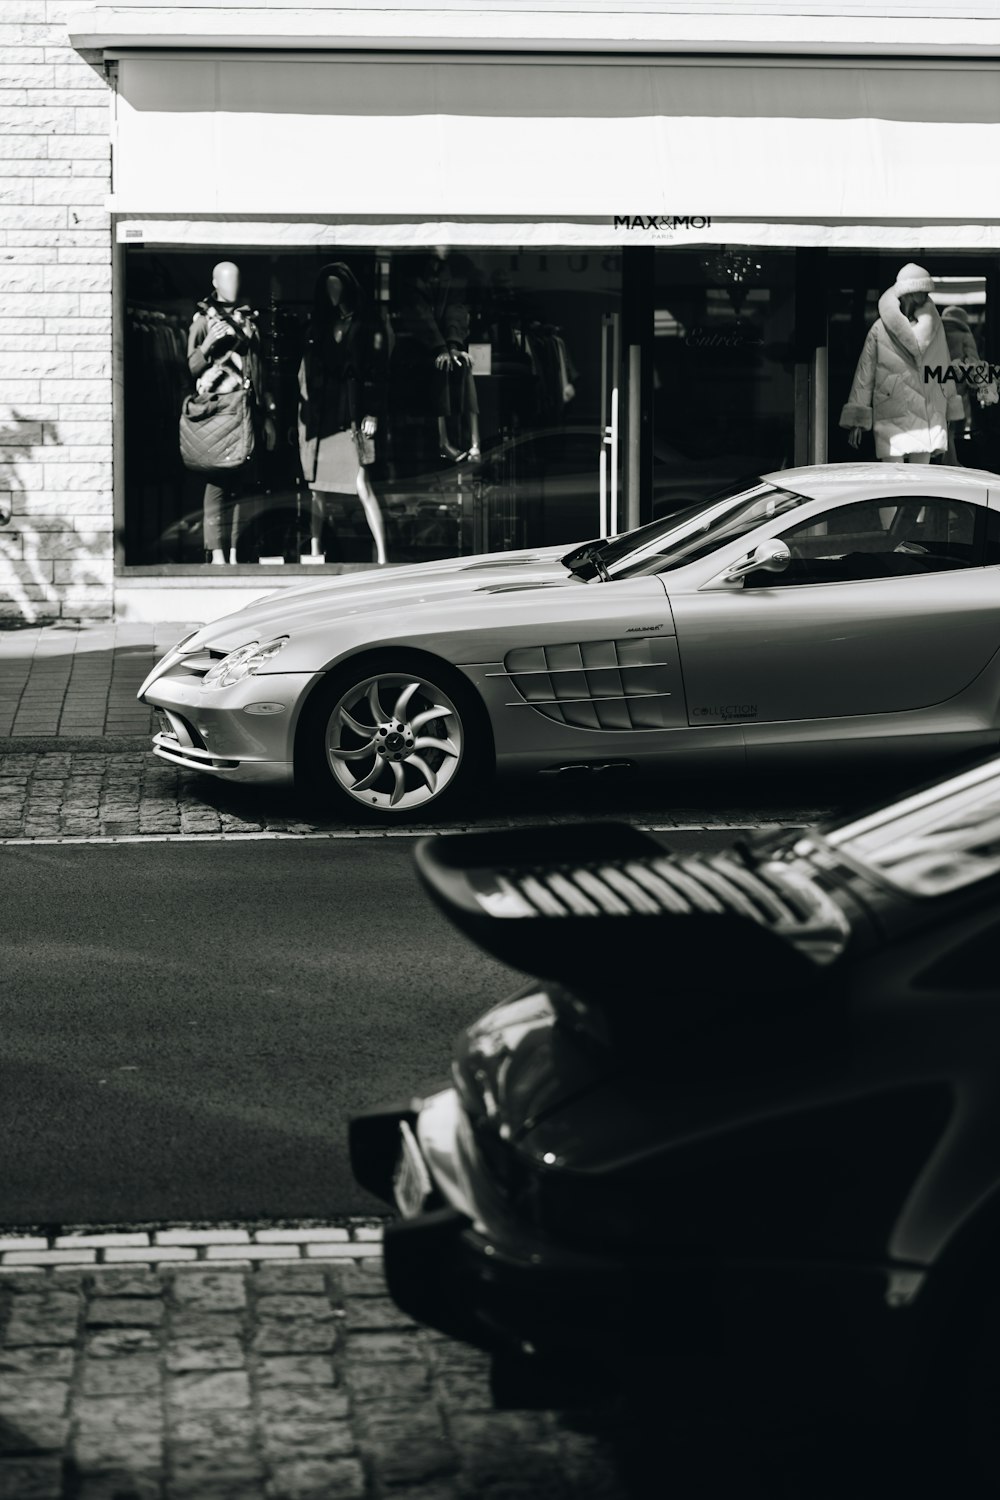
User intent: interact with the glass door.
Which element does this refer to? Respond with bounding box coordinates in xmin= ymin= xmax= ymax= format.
xmin=600 ymin=307 xmax=622 ymax=537
xmin=650 ymin=247 xmax=797 ymax=522
xmin=385 ymin=247 xmax=623 ymax=558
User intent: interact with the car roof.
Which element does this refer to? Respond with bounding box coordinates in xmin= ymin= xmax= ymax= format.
xmin=760 ymin=462 xmax=999 ymax=499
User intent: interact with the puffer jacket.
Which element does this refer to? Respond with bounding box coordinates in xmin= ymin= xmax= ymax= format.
xmin=840 ymin=290 xmax=964 ymax=458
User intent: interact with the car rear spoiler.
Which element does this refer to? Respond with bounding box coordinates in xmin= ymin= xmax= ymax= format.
xmin=413 ymin=823 xmax=816 ymax=1002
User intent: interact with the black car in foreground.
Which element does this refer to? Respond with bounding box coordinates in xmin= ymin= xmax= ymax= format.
xmin=350 ymin=754 xmax=1000 ymax=1484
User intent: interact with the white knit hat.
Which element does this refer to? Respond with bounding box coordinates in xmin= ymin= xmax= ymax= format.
xmin=893 ymin=263 xmax=936 ymax=296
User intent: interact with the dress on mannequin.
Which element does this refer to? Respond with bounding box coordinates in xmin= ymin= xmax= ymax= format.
xmin=297 ymin=261 xmax=389 ymax=565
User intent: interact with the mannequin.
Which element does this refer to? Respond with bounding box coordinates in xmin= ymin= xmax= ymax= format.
xmin=840 ymin=263 xmax=962 ymax=464
xmin=297 ymin=262 xmax=388 ymax=565
xmin=405 ymin=247 xmax=481 ymax=462
xmin=941 ymin=305 xmax=999 ymax=465
xmin=186 ymin=261 xmax=276 ymax=563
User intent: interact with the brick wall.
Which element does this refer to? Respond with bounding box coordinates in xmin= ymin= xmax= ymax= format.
xmin=0 ymin=0 xmax=112 ymax=623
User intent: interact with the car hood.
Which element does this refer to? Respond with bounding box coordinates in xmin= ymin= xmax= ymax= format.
xmin=185 ymin=546 xmax=580 ymax=651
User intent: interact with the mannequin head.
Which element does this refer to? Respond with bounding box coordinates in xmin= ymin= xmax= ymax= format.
xmin=212 ymin=261 xmax=240 ymax=304
xmin=324 ymin=268 xmax=359 ymax=317
xmin=891 ymin=263 xmax=935 ymax=319
xmin=433 ymin=245 xmax=450 ymax=262
xmin=311 ymin=261 xmax=362 ymax=330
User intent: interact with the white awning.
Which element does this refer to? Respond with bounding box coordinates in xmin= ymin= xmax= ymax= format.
xmin=114 ymin=219 xmax=1000 ymax=250
xmin=108 ymin=54 xmax=1000 ymax=222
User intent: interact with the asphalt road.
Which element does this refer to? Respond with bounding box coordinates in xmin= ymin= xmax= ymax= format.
xmin=1 ymin=831 xmax=738 ymax=1228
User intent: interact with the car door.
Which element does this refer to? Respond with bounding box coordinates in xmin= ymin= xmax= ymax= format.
xmin=665 ymin=492 xmax=1000 ymax=729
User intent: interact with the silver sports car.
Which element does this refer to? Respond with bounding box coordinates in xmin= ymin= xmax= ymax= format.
xmin=137 ymin=462 xmax=1000 ymax=818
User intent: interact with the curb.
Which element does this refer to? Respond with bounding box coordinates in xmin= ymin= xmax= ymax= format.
xmin=0 ymin=736 xmax=153 ymax=753
xmin=0 ymin=822 xmax=817 ymax=848
xmin=0 ymin=1219 xmax=390 ymax=1272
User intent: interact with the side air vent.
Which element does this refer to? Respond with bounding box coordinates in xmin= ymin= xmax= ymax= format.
xmin=501 ymin=637 xmax=679 ymax=732
xmin=461 ymin=555 xmax=543 ymax=570
xmin=477 ymin=582 xmax=564 ymax=595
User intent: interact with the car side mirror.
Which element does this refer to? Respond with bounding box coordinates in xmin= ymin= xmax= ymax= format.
xmin=724 ymin=539 xmax=791 ymax=582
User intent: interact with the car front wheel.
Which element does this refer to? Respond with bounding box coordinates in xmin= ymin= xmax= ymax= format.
xmin=299 ymin=663 xmax=482 ymax=818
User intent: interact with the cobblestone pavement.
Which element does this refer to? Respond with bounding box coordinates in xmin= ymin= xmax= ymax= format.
xmin=0 ymin=1222 xmax=628 ymax=1500
xmin=0 ymin=752 xmax=303 ymax=841
xmin=0 ymin=750 xmax=836 ymax=842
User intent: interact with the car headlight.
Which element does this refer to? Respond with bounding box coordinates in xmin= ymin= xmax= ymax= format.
xmin=202 ymin=636 xmax=289 ymax=689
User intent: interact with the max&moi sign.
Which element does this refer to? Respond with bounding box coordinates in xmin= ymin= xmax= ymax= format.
xmin=613 ymin=216 xmax=713 ymax=232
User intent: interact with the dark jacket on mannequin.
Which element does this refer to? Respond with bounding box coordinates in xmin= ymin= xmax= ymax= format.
xmin=298 ymin=262 xmax=388 ymax=446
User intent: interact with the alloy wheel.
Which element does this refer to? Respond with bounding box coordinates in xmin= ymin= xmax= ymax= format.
xmin=325 ymin=673 xmax=464 ymax=812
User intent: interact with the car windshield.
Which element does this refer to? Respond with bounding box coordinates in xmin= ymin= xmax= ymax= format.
xmin=821 ymin=757 xmax=1000 ymax=897
xmin=593 ymin=480 xmax=811 ymax=579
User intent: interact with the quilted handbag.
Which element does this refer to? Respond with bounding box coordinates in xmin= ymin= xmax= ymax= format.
xmin=179 ymin=384 xmax=256 ymax=473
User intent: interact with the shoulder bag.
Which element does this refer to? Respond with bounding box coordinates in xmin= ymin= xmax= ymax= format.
xmin=180 ymin=380 xmax=256 ymax=472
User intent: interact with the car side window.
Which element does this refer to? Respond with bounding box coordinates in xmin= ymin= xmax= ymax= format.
xmin=744 ymin=496 xmax=985 ymax=588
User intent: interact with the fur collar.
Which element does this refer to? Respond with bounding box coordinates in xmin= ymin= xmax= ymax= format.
xmin=877 ymin=289 xmax=943 ymax=364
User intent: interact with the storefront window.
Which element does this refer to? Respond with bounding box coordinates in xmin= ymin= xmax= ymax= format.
xmin=650 ymin=247 xmax=796 ymax=518
xmin=122 ymin=246 xmax=622 ymax=569
xmin=827 ymin=253 xmax=1000 ymax=471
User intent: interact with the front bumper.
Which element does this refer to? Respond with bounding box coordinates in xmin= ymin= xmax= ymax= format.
xmin=139 ymin=667 xmax=318 ymax=786
xmin=350 ymin=1088 xmax=930 ymax=1417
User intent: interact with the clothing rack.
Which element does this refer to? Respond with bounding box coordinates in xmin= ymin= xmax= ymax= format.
xmin=125 ymin=303 xmax=189 ymax=417
xmin=122 ymin=302 xmax=195 ymax=563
